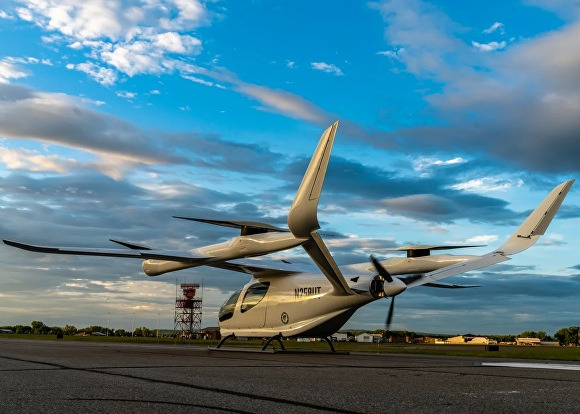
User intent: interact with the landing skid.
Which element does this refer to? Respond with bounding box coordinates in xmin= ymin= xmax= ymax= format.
xmin=209 ymin=334 xmax=349 ymax=354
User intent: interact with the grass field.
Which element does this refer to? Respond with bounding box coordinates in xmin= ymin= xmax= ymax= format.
xmin=2 ymin=334 xmax=580 ymax=361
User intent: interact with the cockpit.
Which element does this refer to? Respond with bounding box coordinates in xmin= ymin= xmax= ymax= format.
xmin=218 ymin=282 xmax=270 ymax=322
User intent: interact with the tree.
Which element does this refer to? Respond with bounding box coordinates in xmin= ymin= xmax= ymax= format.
xmin=554 ymin=326 xmax=580 ymax=345
xmin=63 ymin=325 xmax=77 ymax=335
xmin=31 ymin=321 xmax=50 ymax=335
xmin=14 ymin=325 xmax=32 ymax=334
xmin=49 ymin=326 xmax=63 ymax=336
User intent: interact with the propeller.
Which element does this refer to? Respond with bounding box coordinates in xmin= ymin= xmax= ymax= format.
xmin=370 ymin=255 xmax=403 ymax=332
xmin=386 ymin=297 xmax=395 ymax=331
xmin=370 ymin=254 xmax=393 ymax=283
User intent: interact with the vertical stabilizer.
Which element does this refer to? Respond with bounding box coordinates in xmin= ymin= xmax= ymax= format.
xmin=496 ymin=179 xmax=574 ymax=255
xmin=287 ymin=122 xmax=338 ymax=238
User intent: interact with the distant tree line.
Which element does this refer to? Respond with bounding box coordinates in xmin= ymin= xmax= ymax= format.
xmin=2 ymin=322 xmax=579 ymax=345
xmin=0 ymin=321 xmax=160 ymax=338
xmin=345 ymin=327 xmax=580 ymax=346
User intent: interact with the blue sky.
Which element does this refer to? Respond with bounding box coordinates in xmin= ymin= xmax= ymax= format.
xmin=0 ymin=0 xmax=579 ymax=335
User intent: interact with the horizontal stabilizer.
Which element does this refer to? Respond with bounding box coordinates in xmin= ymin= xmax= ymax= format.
xmin=385 ymin=244 xmax=484 ymax=258
xmin=423 ymin=282 xmax=481 ymax=289
xmin=173 ymin=216 xmax=289 ymax=236
xmin=406 ymin=252 xmax=511 ymax=288
xmin=109 ymin=239 xmax=152 ymax=250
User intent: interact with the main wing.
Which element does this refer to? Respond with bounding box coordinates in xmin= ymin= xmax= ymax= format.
xmin=405 ymin=179 xmax=574 ymax=288
xmin=2 ymin=239 xmax=212 ymax=262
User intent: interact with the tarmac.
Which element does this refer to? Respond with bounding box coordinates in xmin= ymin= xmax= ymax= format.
xmin=1 ymin=338 xmax=579 ymax=413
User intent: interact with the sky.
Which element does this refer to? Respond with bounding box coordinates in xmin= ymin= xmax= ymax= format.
xmin=0 ymin=0 xmax=579 ymax=336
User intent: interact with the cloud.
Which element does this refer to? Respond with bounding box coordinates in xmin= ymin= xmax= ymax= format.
xmin=0 ymin=146 xmax=80 ymax=173
xmin=371 ymin=0 xmax=580 ymax=172
xmin=0 ymin=60 xmax=28 ymax=83
xmin=471 ymin=40 xmax=506 ymax=52
xmin=451 ymin=177 xmax=523 ymax=193
xmin=524 ymin=0 xmax=580 ymax=21
xmin=13 ymin=0 xmax=210 ymax=83
xmin=311 ymin=62 xmax=344 ymax=76
xmin=67 ymin=62 xmax=117 ymax=85
xmin=236 ymin=82 xmax=334 ymax=124
xmin=0 ymin=83 xmax=188 ymax=166
xmin=483 ymin=22 xmax=505 ymax=35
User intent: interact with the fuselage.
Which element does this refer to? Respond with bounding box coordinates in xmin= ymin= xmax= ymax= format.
xmin=218 ymin=253 xmax=478 ymax=338
xmin=218 ymin=272 xmax=376 ymax=338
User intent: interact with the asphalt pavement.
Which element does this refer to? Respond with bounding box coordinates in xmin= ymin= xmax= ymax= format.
xmin=1 ymin=338 xmax=579 ymax=413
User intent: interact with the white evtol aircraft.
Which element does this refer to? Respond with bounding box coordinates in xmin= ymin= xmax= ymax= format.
xmin=3 ymin=123 xmax=574 ymax=352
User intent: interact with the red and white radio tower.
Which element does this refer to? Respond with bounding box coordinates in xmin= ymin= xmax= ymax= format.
xmin=174 ymin=283 xmax=202 ymax=338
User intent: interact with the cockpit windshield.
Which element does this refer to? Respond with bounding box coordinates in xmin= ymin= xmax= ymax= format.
xmin=218 ymin=288 xmax=242 ymax=322
xmin=241 ymin=282 xmax=270 ymax=313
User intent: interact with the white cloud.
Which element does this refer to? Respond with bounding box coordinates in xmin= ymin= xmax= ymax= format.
xmin=154 ymin=32 xmax=202 ymax=54
xmin=0 ymin=146 xmax=78 ymax=173
xmin=472 ymin=40 xmax=506 ymax=52
xmin=236 ymin=83 xmax=333 ymax=123
xmin=117 ymin=91 xmax=136 ymax=99
xmin=0 ymin=60 xmax=28 ymax=83
xmin=311 ymin=62 xmax=344 ymax=76
xmin=483 ymin=22 xmax=505 ymax=35
xmin=67 ymin=62 xmax=117 ymax=85
xmin=462 ymin=235 xmax=499 ymax=244
xmin=413 ymin=156 xmax=466 ymax=172
xmin=451 ymin=177 xmax=523 ymax=193
xmin=377 ymin=48 xmax=405 ymax=60
xmin=183 ymin=74 xmax=214 ymax=87
xmin=15 ymin=0 xmax=209 ymax=84
xmin=0 ymin=10 xmax=14 ymax=19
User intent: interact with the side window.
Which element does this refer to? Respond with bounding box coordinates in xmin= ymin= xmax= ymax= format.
xmin=218 ymin=288 xmax=242 ymax=322
xmin=240 ymin=282 xmax=270 ymax=313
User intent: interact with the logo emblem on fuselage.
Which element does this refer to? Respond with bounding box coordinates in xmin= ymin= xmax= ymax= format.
xmin=281 ymin=312 xmax=289 ymax=324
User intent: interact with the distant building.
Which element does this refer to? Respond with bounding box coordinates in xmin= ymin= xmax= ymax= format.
xmin=0 ymin=329 xmax=14 ymax=334
xmin=469 ymin=337 xmax=497 ymax=345
xmin=516 ymin=337 xmax=541 ymax=346
xmin=445 ymin=335 xmax=497 ymax=345
xmin=198 ymin=327 xmax=221 ymax=340
xmin=355 ymin=333 xmax=377 ymax=343
xmin=331 ymin=332 xmax=350 ymax=342
xmin=445 ymin=335 xmax=467 ymax=344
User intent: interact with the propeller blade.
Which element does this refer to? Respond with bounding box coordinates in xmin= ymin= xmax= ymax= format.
xmin=370 ymin=255 xmax=393 ymax=283
xmin=386 ymin=297 xmax=395 ymax=331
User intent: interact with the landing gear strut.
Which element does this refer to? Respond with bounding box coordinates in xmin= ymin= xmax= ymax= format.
xmin=321 ymin=336 xmax=338 ymax=354
xmin=261 ymin=333 xmax=286 ymax=351
xmin=216 ymin=333 xmax=235 ymax=348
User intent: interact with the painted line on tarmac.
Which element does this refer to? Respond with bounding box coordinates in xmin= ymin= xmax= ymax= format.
xmin=480 ymin=362 xmax=580 ymax=371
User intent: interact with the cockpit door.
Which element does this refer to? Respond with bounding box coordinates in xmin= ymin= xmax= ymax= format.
xmin=240 ymin=281 xmax=270 ymax=328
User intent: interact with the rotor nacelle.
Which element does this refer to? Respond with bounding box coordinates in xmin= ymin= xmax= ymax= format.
xmin=369 ymin=275 xmax=407 ymax=299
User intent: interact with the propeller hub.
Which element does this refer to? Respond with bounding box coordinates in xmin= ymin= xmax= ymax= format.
xmin=383 ymin=278 xmax=407 ymax=297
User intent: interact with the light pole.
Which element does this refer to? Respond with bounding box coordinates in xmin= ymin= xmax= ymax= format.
xmin=131 ymin=312 xmax=135 ymax=338
xmin=107 ymin=312 xmax=110 ymax=337
xmin=157 ymin=312 xmax=160 ymax=342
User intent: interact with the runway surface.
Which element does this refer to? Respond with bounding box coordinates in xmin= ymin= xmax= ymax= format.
xmin=1 ymin=338 xmax=579 ymax=413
